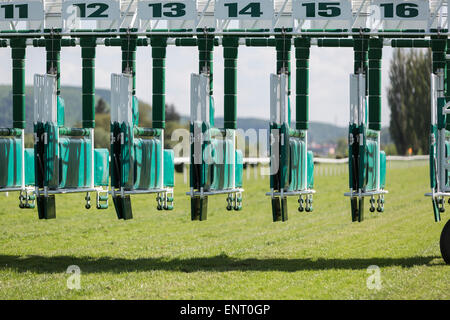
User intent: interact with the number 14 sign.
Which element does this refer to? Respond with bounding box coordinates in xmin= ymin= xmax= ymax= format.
xmin=215 ymin=0 xmax=274 ymax=20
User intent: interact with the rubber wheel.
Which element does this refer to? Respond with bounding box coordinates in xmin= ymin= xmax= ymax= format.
xmin=440 ymin=219 xmax=450 ymax=264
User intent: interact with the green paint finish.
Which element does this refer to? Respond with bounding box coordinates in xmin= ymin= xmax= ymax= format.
xmin=197 ymin=35 xmax=214 ymax=94
xmin=307 ymin=150 xmax=314 ymax=189
xmin=0 ymin=137 xmax=22 ymax=187
xmin=57 ymin=96 xmax=65 ymax=127
xmin=94 ymin=148 xmax=109 ymax=187
xmin=58 ymin=137 xmax=93 ymax=188
xmin=24 ymin=148 xmax=35 ymax=186
xmin=380 ymin=151 xmax=386 ymax=189
xmin=235 ymin=150 xmax=243 ymax=188
xmin=295 ymin=38 xmax=310 ymax=130
xmin=368 ymin=39 xmax=382 ymax=131
xmin=164 ymin=149 xmax=175 ymax=188
xmin=431 ymin=37 xmax=447 ymax=74
xmin=223 ymin=37 xmax=238 ymax=130
xmin=429 ymin=124 xmax=437 ymax=189
xmin=151 ymin=36 xmax=167 ymax=129
xmin=121 ymin=34 xmax=138 ymax=95
xmin=80 ymin=36 xmax=97 ymax=128
xmin=45 ymin=36 xmax=62 ymax=95
xmin=10 ymin=38 xmax=26 ymax=129
xmin=133 ymin=138 xmax=162 ymax=190
xmin=288 ymin=136 xmax=307 ymax=191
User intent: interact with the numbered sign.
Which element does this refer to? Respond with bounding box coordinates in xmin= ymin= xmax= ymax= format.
xmin=62 ymin=0 xmax=120 ymax=21
xmin=215 ymin=0 xmax=274 ymax=20
xmin=0 ymin=1 xmax=44 ymax=21
xmin=371 ymin=0 xmax=429 ymax=20
xmin=293 ymin=0 xmax=352 ymax=20
xmin=138 ymin=0 xmax=197 ymax=20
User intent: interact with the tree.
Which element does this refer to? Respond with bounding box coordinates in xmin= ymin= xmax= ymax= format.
xmin=95 ymin=98 xmax=109 ymax=114
xmin=387 ymin=49 xmax=431 ymax=155
xmin=166 ymin=103 xmax=180 ymax=122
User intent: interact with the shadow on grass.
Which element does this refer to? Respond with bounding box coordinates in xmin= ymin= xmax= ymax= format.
xmin=0 ymin=254 xmax=442 ymax=274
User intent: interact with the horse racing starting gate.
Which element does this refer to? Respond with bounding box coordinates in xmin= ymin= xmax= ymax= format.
xmin=0 ymin=0 xmax=447 ymax=263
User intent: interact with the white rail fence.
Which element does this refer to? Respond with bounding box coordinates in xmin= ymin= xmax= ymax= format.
xmin=174 ymin=155 xmax=429 ymax=184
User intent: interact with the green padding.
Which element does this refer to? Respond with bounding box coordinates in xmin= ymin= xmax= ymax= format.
xmin=120 ymin=124 xmax=134 ymax=189
xmin=94 ymin=148 xmax=109 ymax=186
xmin=132 ymin=96 xmax=139 ymax=127
xmin=57 ymin=96 xmax=65 ymax=127
xmin=164 ymin=149 xmax=174 ymax=187
xmin=364 ymin=137 xmax=379 ymax=191
xmin=307 ymin=151 xmax=314 ymax=189
xmin=235 ymin=150 xmax=243 ymax=188
xmin=24 ymin=148 xmax=35 ymax=186
xmin=288 ymin=137 xmax=306 ymax=191
xmin=445 ymin=140 xmax=450 ymax=188
xmin=380 ymin=151 xmax=386 ymax=189
xmin=133 ymin=137 xmax=161 ymax=190
xmin=0 ymin=137 xmax=22 ymax=187
xmin=44 ymin=123 xmax=59 ymax=188
xmin=59 ymin=137 xmax=92 ymax=188
xmin=207 ymin=138 xmax=234 ymax=190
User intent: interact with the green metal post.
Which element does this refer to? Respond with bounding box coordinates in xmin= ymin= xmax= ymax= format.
xmin=151 ymin=36 xmax=167 ymax=129
xmin=368 ymin=38 xmax=383 ymax=131
xmin=353 ymin=36 xmax=369 ymax=78
xmin=80 ymin=36 xmax=96 ymax=128
xmin=223 ymin=36 xmax=238 ymax=130
xmin=294 ymin=37 xmax=310 ymax=130
xmin=121 ymin=32 xmax=138 ymax=95
xmin=431 ymin=37 xmax=448 ymax=129
xmin=45 ymin=35 xmax=61 ymax=94
xmin=275 ymin=35 xmax=292 ymax=94
xmin=197 ymin=34 xmax=214 ymax=95
xmin=10 ymin=38 xmax=26 ymax=129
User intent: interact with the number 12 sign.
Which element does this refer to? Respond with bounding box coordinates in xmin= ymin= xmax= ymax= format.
xmin=293 ymin=1 xmax=352 ymax=20
xmin=215 ymin=0 xmax=274 ymax=20
xmin=62 ymin=0 xmax=120 ymax=21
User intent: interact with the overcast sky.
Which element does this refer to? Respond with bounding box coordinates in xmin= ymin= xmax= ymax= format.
xmin=0 ymin=45 xmax=393 ymax=128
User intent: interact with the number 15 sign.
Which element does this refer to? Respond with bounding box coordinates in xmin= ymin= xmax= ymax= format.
xmin=293 ymin=1 xmax=352 ymax=20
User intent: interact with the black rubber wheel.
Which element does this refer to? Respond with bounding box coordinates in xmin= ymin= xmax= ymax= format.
xmin=370 ymin=207 xmax=375 ymax=213
xmin=440 ymin=219 xmax=450 ymax=264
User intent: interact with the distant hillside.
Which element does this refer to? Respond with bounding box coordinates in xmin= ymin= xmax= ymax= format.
xmin=0 ymin=84 xmax=391 ymax=145
xmin=0 ymin=85 xmax=111 ymax=131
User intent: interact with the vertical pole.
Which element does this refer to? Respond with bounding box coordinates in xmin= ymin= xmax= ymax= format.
xmin=151 ymin=36 xmax=167 ymax=129
xmin=10 ymin=38 xmax=26 ymax=129
xmin=294 ymin=37 xmax=310 ymax=130
xmin=197 ymin=34 xmax=214 ymax=94
xmin=275 ymin=34 xmax=292 ymax=94
xmin=368 ymin=38 xmax=382 ymax=131
xmin=223 ymin=36 xmax=238 ymax=130
xmin=45 ymin=35 xmax=61 ymax=94
xmin=121 ymin=32 xmax=137 ymax=94
xmin=122 ymin=32 xmax=138 ymax=127
xmin=80 ymin=36 xmax=96 ymax=128
xmin=353 ymin=37 xmax=368 ymax=76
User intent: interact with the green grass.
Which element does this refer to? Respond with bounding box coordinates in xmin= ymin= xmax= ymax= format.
xmin=0 ymin=162 xmax=448 ymax=299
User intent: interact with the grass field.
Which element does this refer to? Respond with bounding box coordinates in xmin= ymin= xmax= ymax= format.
xmin=0 ymin=161 xmax=448 ymax=299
